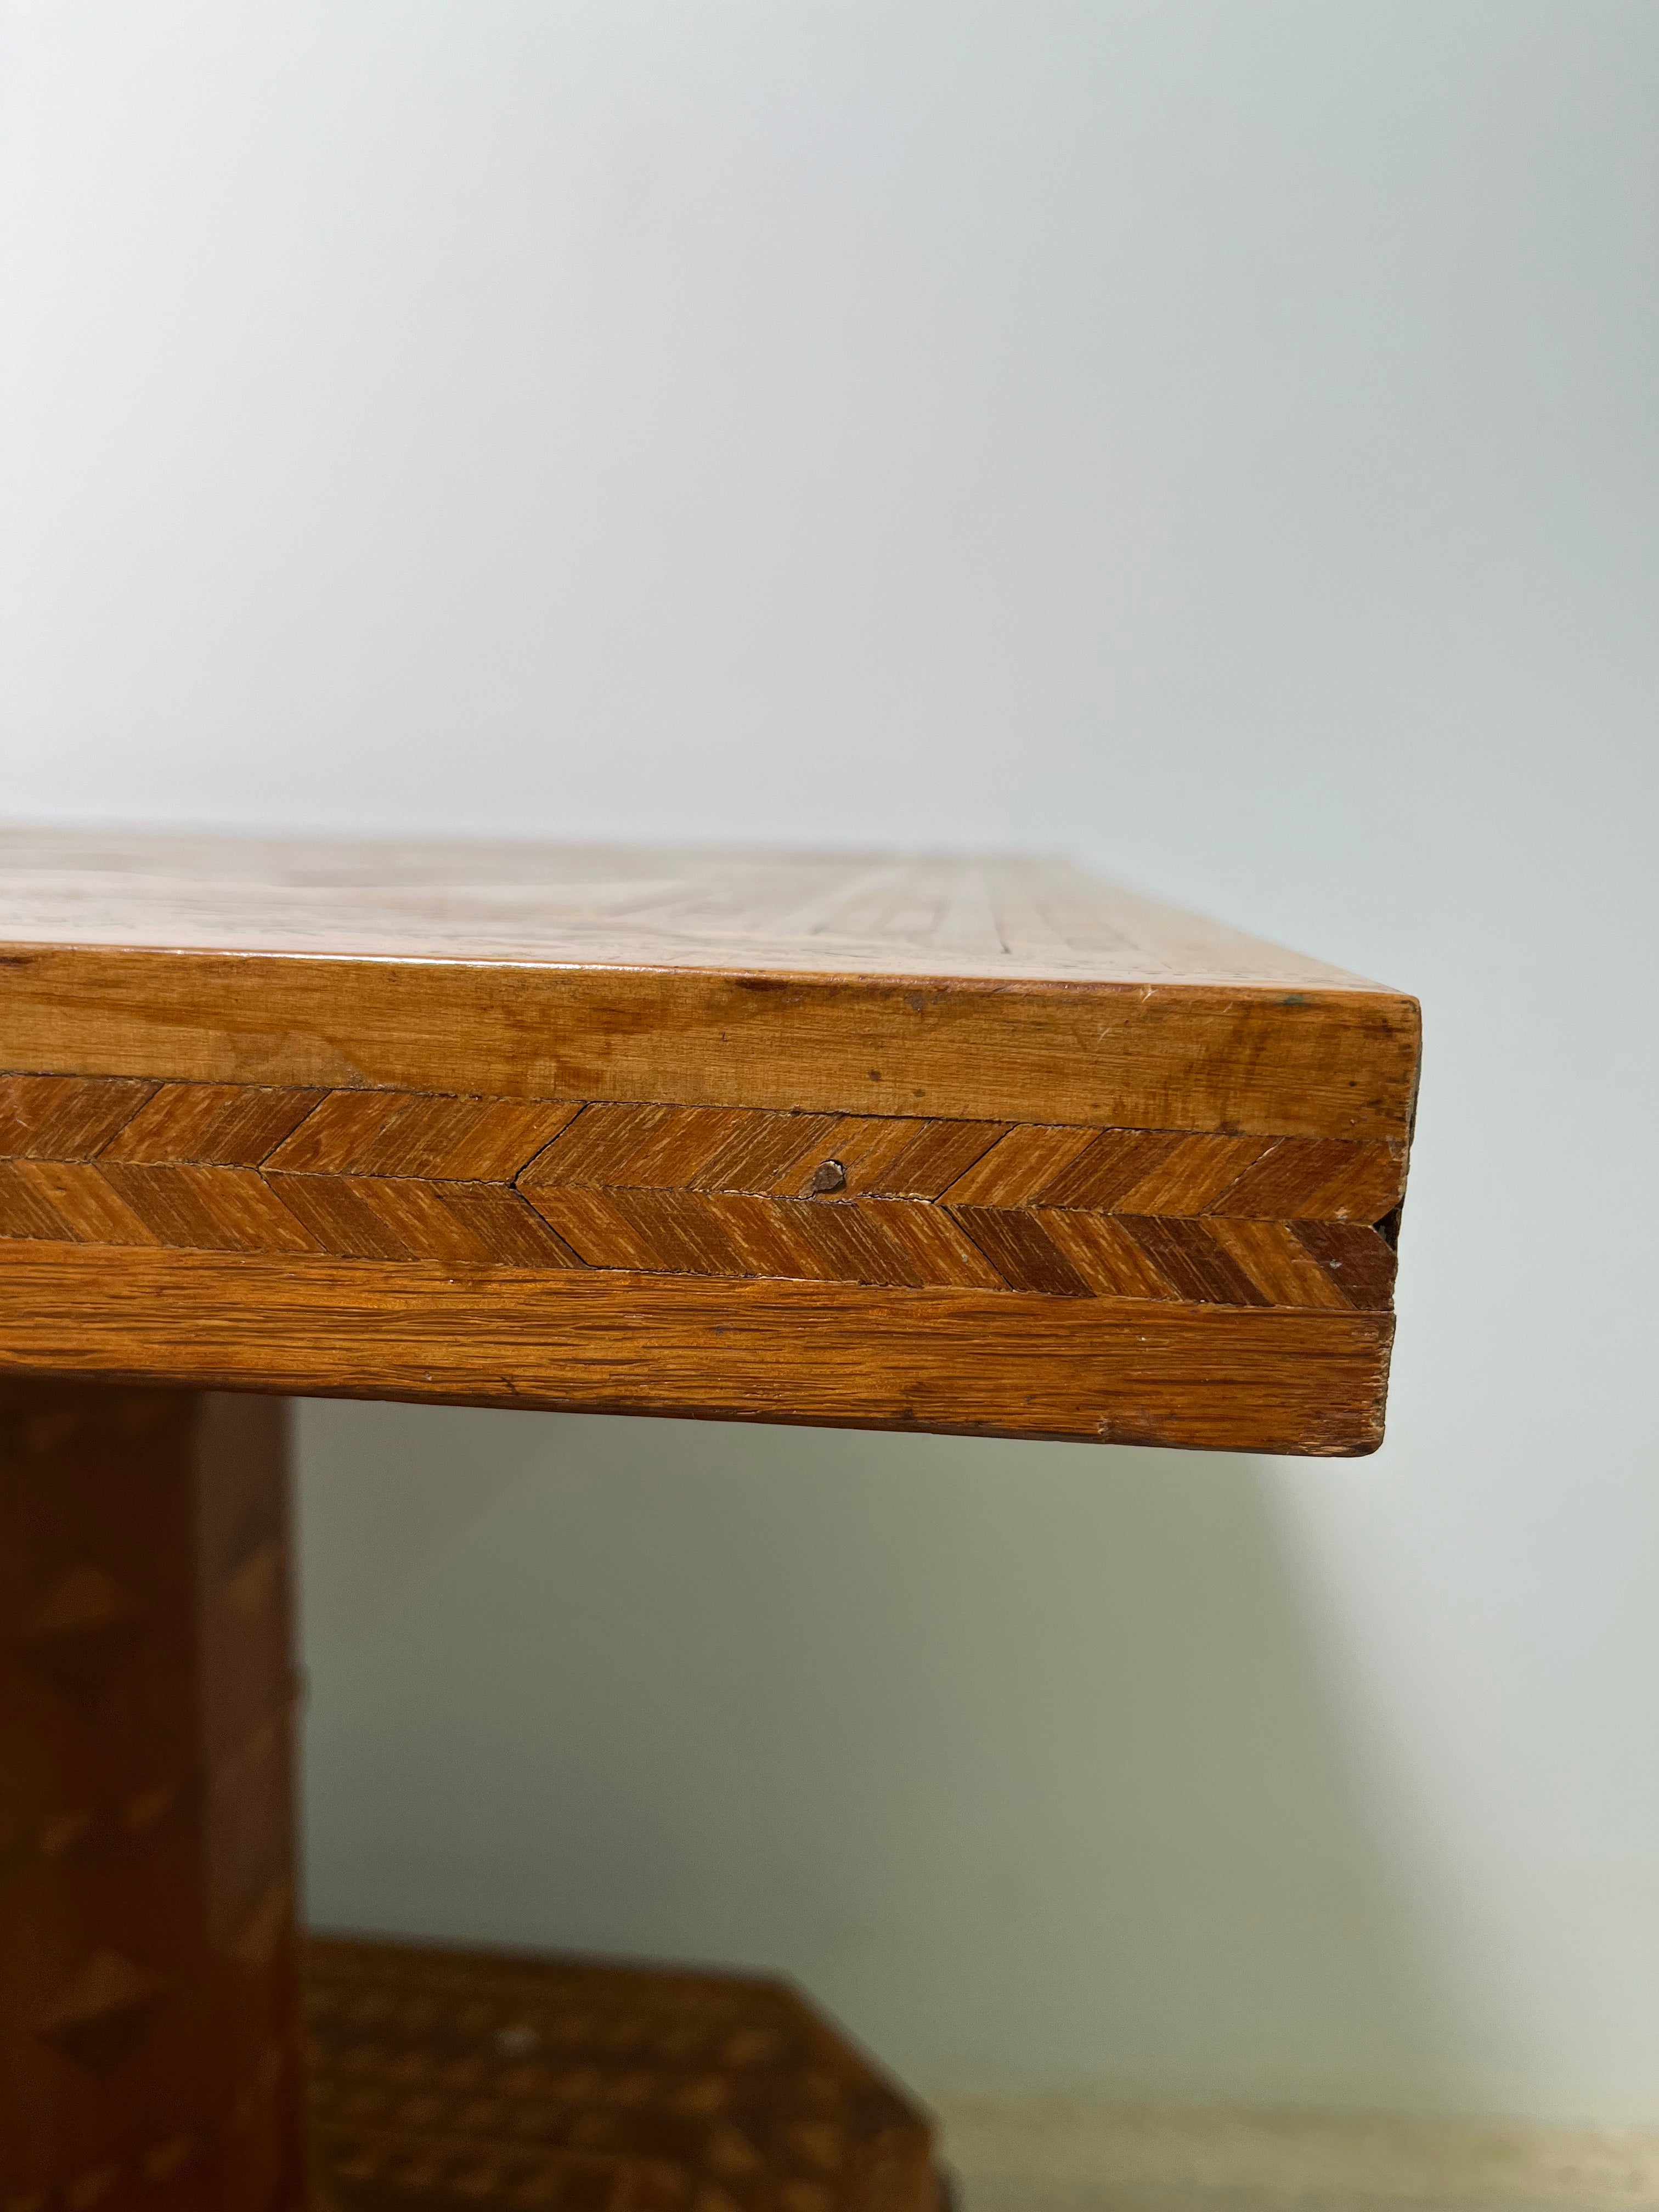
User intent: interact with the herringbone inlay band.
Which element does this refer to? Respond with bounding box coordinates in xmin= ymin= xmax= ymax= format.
xmin=0 ymin=1075 xmax=1402 ymax=1312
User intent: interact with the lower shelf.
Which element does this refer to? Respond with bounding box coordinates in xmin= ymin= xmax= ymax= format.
xmin=307 ymin=1936 xmax=944 ymax=2212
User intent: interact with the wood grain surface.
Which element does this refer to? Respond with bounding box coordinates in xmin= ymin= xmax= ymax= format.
xmin=0 ymin=1380 xmax=304 ymax=2211
xmin=307 ymin=1934 xmax=941 ymax=2212
xmin=0 ymin=830 xmax=1419 ymax=1141
xmin=0 ymin=828 xmax=1419 ymax=1453
xmin=0 ymin=828 xmax=1406 ymax=987
xmin=0 ymin=1074 xmax=1402 ymax=1310
xmin=0 ymin=1244 xmax=1391 ymax=1454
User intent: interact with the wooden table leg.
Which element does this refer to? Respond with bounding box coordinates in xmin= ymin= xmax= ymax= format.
xmin=0 ymin=1380 xmax=305 ymax=2210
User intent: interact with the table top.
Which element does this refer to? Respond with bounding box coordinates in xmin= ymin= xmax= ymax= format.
xmin=0 ymin=827 xmax=1419 ymax=1454
xmin=0 ymin=824 xmax=1386 ymax=986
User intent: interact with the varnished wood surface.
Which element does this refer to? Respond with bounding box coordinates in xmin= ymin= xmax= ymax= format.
xmin=0 ymin=830 xmax=1418 ymax=1142
xmin=307 ymin=1934 xmax=941 ymax=2212
xmin=0 ymin=828 xmax=1418 ymax=1453
xmin=0 ymin=1074 xmax=1401 ymax=1308
xmin=0 ymin=828 xmax=1398 ymax=987
xmin=0 ymin=1244 xmax=1391 ymax=1454
xmin=0 ymin=940 xmax=1417 ymax=1144
xmin=0 ymin=1380 xmax=304 ymax=2210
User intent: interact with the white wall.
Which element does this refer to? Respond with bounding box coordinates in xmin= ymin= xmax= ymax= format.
xmin=3 ymin=0 xmax=1656 ymax=2125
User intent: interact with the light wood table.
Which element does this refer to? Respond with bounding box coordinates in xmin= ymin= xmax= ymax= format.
xmin=0 ymin=828 xmax=1419 ymax=2208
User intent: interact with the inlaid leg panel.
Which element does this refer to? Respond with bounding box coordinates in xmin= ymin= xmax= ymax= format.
xmin=0 ymin=1380 xmax=304 ymax=2211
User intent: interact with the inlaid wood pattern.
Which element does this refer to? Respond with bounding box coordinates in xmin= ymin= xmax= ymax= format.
xmin=307 ymin=1935 xmax=942 ymax=2212
xmin=0 ymin=828 xmax=1417 ymax=996
xmin=0 ymin=830 xmax=1419 ymax=1452
xmin=0 ymin=1075 xmax=1403 ymax=1314
xmin=0 ymin=832 xmax=1422 ymax=1145
xmin=0 ymin=1380 xmax=304 ymax=2212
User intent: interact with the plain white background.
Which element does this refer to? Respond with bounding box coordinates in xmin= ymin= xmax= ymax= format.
xmin=2 ymin=0 xmax=1656 ymax=2123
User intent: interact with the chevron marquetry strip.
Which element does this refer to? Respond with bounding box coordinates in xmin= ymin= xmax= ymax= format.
xmin=0 ymin=1073 xmax=1402 ymax=1312
xmin=0 ymin=1073 xmax=160 ymax=1159
xmin=525 ymin=1182 xmax=1007 ymax=1293
xmin=943 ymin=1122 xmax=1403 ymax=1222
xmin=101 ymin=1080 xmax=321 ymax=1167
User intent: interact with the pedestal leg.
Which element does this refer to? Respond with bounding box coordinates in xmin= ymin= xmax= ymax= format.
xmin=0 ymin=1380 xmax=305 ymax=2210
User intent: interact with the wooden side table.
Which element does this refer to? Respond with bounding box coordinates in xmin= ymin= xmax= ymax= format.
xmin=0 ymin=829 xmax=1419 ymax=2210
